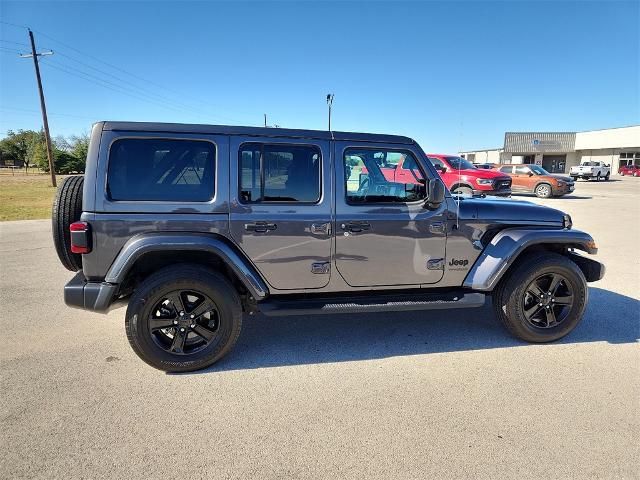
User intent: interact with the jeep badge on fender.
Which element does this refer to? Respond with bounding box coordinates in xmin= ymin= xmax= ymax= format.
xmin=53 ymin=121 xmax=605 ymax=372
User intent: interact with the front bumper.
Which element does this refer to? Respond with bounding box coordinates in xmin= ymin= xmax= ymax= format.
xmin=553 ymin=184 xmax=575 ymax=195
xmin=567 ymin=252 xmax=606 ymax=282
xmin=473 ymin=187 xmax=512 ymax=197
xmin=65 ymin=271 xmax=119 ymax=312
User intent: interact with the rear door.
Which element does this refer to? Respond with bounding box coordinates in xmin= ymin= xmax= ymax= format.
xmin=335 ymin=142 xmax=447 ymax=287
xmin=229 ymin=137 xmax=332 ymax=290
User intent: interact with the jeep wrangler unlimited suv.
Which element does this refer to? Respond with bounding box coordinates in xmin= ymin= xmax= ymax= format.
xmin=53 ymin=122 xmax=605 ymax=372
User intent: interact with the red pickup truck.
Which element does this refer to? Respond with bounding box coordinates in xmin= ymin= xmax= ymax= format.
xmin=359 ymin=152 xmax=512 ymax=197
xmin=426 ymin=154 xmax=512 ymax=196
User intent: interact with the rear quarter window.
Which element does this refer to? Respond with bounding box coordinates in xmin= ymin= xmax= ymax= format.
xmin=107 ymin=138 xmax=215 ymax=202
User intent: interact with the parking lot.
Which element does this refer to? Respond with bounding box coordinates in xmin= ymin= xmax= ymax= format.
xmin=1 ymin=177 xmax=638 ymax=479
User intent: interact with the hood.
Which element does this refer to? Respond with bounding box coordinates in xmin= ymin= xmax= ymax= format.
xmin=548 ymin=174 xmax=573 ymax=182
xmin=454 ymin=168 xmax=506 ymax=179
xmin=458 ymin=196 xmax=565 ymax=226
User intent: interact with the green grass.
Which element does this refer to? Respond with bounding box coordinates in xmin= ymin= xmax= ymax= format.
xmin=0 ymin=174 xmax=59 ymax=221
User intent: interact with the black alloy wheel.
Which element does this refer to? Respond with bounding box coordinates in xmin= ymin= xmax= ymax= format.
xmin=148 ymin=289 xmax=220 ymax=355
xmin=522 ymin=273 xmax=574 ymax=329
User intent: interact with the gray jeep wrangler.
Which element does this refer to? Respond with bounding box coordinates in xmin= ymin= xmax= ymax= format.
xmin=53 ymin=122 xmax=605 ymax=372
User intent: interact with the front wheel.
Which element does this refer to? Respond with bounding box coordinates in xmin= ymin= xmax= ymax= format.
xmin=492 ymin=252 xmax=588 ymax=342
xmin=452 ymin=185 xmax=473 ymax=196
xmin=125 ymin=264 xmax=242 ymax=372
xmin=596 ymin=173 xmax=601 ymax=181
xmin=604 ymin=172 xmax=610 ymax=181
xmin=535 ymin=183 xmax=552 ymax=198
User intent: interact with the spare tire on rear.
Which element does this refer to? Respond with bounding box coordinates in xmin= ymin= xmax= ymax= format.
xmin=52 ymin=175 xmax=84 ymax=272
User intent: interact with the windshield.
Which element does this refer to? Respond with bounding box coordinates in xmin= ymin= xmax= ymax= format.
xmin=445 ymin=156 xmax=476 ymax=170
xmin=581 ymin=162 xmax=597 ymax=166
xmin=529 ymin=165 xmax=550 ymax=175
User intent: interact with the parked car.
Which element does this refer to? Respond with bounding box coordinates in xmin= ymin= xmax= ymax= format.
xmin=619 ymin=164 xmax=640 ymax=176
xmin=53 ymin=122 xmax=604 ymax=372
xmin=497 ymin=164 xmax=575 ymax=198
xmin=570 ymin=160 xmax=611 ymax=181
xmin=426 ymin=154 xmax=512 ymax=196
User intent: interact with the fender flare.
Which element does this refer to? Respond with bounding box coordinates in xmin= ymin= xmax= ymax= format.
xmin=105 ymin=233 xmax=269 ymax=300
xmin=463 ymin=228 xmax=597 ymax=291
xmin=450 ymin=182 xmax=474 ymax=192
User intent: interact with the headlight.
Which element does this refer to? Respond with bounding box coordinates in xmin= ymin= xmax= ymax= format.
xmin=563 ymin=214 xmax=573 ymax=229
xmin=476 ymin=178 xmax=493 ymax=185
xmin=557 ymin=181 xmax=566 ymax=186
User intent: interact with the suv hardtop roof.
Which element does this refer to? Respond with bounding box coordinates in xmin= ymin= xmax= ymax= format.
xmin=101 ymin=121 xmax=415 ymax=145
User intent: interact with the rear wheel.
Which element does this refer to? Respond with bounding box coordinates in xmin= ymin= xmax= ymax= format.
xmin=604 ymin=172 xmax=610 ymax=181
xmin=125 ymin=265 xmax=242 ymax=372
xmin=492 ymin=252 xmax=588 ymax=342
xmin=52 ymin=175 xmax=84 ymax=271
xmin=534 ymin=183 xmax=552 ymax=198
xmin=596 ymin=173 xmax=601 ymax=181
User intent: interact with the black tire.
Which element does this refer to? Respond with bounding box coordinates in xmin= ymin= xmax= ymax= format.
xmin=534 ymin=183 xmax=552 ymax=198
xmin=52 ymin=175 xmax=84 ymax=272
xmin=452 ymin=185 xmax=473 ymax=196
xmin=596 ymin=173 xmax=601 ymax=181
xmin=492 ymin=252 xmax=588 ymax=343
xmin=620 ymin=172 xmax=625 ymax=176
xmin=125 ymin=264 xmax=242 ymax=372
xmin=604 ymin=172 xmax=610 ymax=181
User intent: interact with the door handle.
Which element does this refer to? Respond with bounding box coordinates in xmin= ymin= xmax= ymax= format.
xmin=341 ymin=221 xmax=371 ymax=233
xmin=244 ymin=222 xmax=277 ymax=233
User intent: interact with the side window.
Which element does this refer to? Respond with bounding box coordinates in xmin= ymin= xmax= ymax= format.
xmin=345 ymin=148 xmax=426 ymax=204
xmin=515 ymin=165 xmax=530 ymax=174
xmin=428 ymin=156 xmax=446 ymax=170
xmin=107 ymin=138 xmax=215 ymax=202
xmin=500 ymin=166 xmax=513 ymax=174
xmin=239 ymin=143 xmax=321 ymax=203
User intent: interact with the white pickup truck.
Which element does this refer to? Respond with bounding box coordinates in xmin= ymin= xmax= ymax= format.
xmin=570 ymin=160 xmax=611 ymax=181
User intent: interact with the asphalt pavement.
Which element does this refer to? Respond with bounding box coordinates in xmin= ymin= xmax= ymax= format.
xmin=1 ymin=176 xmax=638 ymax=479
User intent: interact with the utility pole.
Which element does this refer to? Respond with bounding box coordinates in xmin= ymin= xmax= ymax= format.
xmin=264 ymin=113 xmax=267 ymax=127
xmin=326 ymin=93 xmax=334 ymax=131
xmin=20 ymin=29 xmax=56 ymax=187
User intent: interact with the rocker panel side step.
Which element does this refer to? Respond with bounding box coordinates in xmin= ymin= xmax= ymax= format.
xmin=257 ymin=292 xmax=486 ymax=316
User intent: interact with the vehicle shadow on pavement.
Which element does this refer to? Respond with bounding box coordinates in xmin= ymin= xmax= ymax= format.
xmin=511 ymin=194 xmax=593 ymax=200
xmin=185 ymin=287 xmax=639 ymax=374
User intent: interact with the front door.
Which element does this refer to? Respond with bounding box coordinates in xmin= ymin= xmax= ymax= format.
xmin=229 ymin=137 xmax=332 ymax=290
xmin=335 ymin=142 xmax=447 ymax=287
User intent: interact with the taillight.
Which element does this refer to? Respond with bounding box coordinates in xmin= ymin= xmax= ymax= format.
xmin=70 ymin=222 xmax=91 ymax=254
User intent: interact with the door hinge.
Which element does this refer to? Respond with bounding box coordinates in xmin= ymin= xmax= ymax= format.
xmin=429 ymin=221 xmax=446 ymax=234
xmin=311 ymin=262 xmax=330 ymax=274
xmin=311 ymin=222 xmax=331 ymax=235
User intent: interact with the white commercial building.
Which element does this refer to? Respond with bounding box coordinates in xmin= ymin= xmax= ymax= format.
xmin=460 ymin=125 xmax=640 ymax=174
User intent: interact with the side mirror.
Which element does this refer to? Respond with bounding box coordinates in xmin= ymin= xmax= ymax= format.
xmin=425 ymin=178 xmax=445 ymax=208
xmin=528 ymin=172 xmax=534 ymax=176
xmin=438 ymin=166 xmax=447 ymax=173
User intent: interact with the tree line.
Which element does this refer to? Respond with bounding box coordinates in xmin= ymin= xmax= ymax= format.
xmin=0 ymin=129 xmax=89 ymax=174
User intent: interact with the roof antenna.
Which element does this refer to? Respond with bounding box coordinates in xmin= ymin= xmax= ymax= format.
xmin=456 ymin=120 xmax=463 ymax=230
xmin=326 ymin=93 xmax=334 ymax=139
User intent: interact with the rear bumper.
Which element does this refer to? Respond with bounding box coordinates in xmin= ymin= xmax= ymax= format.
xmin=64 ymin=271 xmax=120 ymax=312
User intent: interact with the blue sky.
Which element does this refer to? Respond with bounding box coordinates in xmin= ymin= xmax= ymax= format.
xmin=1 ymin=0 xmax=638 ymax=152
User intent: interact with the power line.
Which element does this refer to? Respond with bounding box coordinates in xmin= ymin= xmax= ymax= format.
xmin=40 ymin=60 xmax=195 ymax=115
xmin=33 ymin=28 xmax=248 ymax=123
xmin=0 ymin=106 xmax=96 ymax=120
